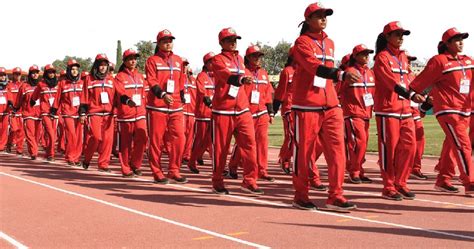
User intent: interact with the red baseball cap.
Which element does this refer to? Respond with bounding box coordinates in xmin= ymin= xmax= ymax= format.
xmin=442 ymin=27 xmax=469 ymax=43
xmin=404 ymin=50 xmax=417 ymax=61
xmin=304 ymin=2 xmax=333 ymax=19
xmin=341 ymin=54 xmax=351 ymax=66
xmin=95 ymin=53 xmax=109 ymax=62
xmin=218 ymin=27 xmax=241 ymax=42
xmin=203 ymin=52 xmax=215 ymax=64
xmin=67 ymin=59 xmax=80 ymax=67
xmin=81 ymin=71 xmax=89 ymax=78
xmin=246 ymin=45 xmax=264 ymax=57
xmin=12 ymin=67 xmax=22 ymax=74
xmin=352 ymin=44 xmax=374 ymax=56
xmin=29 ymin=65 xmax=40 ymax=73
xmin=383 ymin=21 xmax=410 ymax=35
xmin=60 ymin=70 xmax=66 ymax=76
xmin=122 ymin=49 xmax=139 ymax=60
xmin=156 ymin=29 xmax=175 ymax=42
xmin=182 ymin=57 xmax=189 ymax=65
xmin=0 ymin=67 xmax=6 ymax=74
xmin=44 ymin=64 xmax=56 ymax=72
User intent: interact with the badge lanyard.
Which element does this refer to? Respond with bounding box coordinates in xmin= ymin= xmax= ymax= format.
xmin=456 ymin=56 xmax=468 ymax=80
xmin=127 ymin=73 xmax=138 ymax=95
xmin=253 ymin=69 xmax=259 ymax=91
xmin=314 ymin=40 xmax=326 ymax=64
xmin=387 ymin=49 xmax=404 ymax=83
xmin=168 ymin=57 xmax=174 ymax=80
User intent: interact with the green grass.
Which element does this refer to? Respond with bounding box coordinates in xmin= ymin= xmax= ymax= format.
xmin=269 ymin=115 xmax=444 ymax=156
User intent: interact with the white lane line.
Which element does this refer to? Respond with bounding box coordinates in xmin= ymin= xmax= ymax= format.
xmin=0 ymin=172 xmax=269 ymax=249
xmin=0 ymin=231 xmax=28 ymax=249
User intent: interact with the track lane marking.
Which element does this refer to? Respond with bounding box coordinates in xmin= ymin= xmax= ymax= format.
xmin=0 ymin=231 xmax=28 ymax=249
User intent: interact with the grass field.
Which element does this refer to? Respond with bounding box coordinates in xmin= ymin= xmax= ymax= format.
xmin=269 ymin=115 xmax=444 ymax=156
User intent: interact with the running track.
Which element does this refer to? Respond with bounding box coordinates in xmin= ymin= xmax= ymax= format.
xmin=1 ymin=148 xmax=473 ymax=248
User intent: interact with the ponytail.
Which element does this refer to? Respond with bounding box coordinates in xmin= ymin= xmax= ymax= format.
xmin=375 ymin=33 xmax=388 ymax=59
xmin=437 ymin=41 xmax=447 ymax=54
xmin=285 ymin=56 xmax=293 ymax=67
xmin=118 ymin=63 xmax=126 ymax=73
xmin=347 ymin=56 xmax=357 ymax=67
xmin=299 ymin=22 xmax=310 ymax=36
xmin=244 ymin=56 xmax=250 ymax=67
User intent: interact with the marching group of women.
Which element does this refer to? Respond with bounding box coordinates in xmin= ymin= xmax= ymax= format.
xmin=0 ymin=2 xmax=472 ymax=211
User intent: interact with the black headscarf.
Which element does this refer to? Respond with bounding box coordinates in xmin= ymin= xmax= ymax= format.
xmin=44 ymin=70 xmax=58 ymax=87
xmin=66 ymin=65 xmax=81 ymax=82
xmin=90 ymin=59 xmax=108 ymax=80
xmin=27 ymin=71 xmax=40 ymax=86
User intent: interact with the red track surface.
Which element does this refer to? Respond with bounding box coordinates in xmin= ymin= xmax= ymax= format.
xmin=1 ymin=148 xmax=473 ymax=248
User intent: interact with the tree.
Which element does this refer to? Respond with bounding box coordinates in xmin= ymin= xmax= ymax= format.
xmin=257 ymin=40 xmax=292 ymax=75
xmin=135 ymin=40 xmax=155 ymax=73
xmin=116 ymin=40 xmax=122 ymax=73
xmin=52 ymin=56 xmax=93 ymax=72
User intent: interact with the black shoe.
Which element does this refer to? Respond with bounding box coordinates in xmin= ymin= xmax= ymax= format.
xmin=99 ymin=168 xmax=112 ymax=173
xmin=241 ymin=185 xmax=264 ymax=195
xmin=188 ymin=166 xmax=200 ymax=174
xmin=153 ymin=177 xmax=169 ymax=184
xmin=82 ymin=161 xmax=90 ymax=170
xmin=212 ymin=186 xmax=229 ymax=195
xmin=66 ymin=161 xmax=75 ymax=167
xmin=397 ymin=187 xmax=416 ymax=200
xmin=464 ymin=185 xmax=474 ymax=197
xmin=170 ymin=176 xmax=188 ymax=184
xmin=5 ymin=145 xmax=11 ymax=153
xmin=222 ymin=170 xmax=229 ymax=176
xmin=123 ymin=172 xmax=134 ymax=178
xmin=132 ymin=169 xmax=143 ymax=176
xmin=410 ymin=170 xmax=428 ymax=180
xmin=31 ymin=156 xmax=37 ymax=160
xmin=326 ymin=199 xmax=357 ymax=210
xmin=434 ymin=184 xmax=459 ymax=193
xmin=46 ymin=156 xmax=54 ymax=162
xmin=182 ymin=158 xmax=189 ymax=164
xmin=281 ymin=161 xmax=291 ymax=175
xmin=292 ymin=200 xmax=317 ymax=210
xmin=348 ymin=175 xmax=362 ymax=184
xmin=310 ymin=183 xmax=327 ymax=192
xmin=259 ymin=175 xmax=275 ymax=182
xmin=382 ymin=190 xmax=403 ymax=201
xmin=197 ymin=159 xmax=204 ymax=165
xmin=227 ymin=171 xmax=238 ymax=179
xmin=360 ymin=176 xmax=373 ymax=184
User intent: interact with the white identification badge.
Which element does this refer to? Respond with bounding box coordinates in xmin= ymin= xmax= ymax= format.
xmin=399 ymin=82 xmax=407 ymax=99
xmin=184 ymin=93 xmax=191 ymax=104
xmin=363 ymin=93 xmax=374 ymax=107
xmin=132 ymin=94 xmax=141 ymax=106
xmin=460 ymin=79 xmax=470 ymax=94
xmin=100 ymin=92 xmax=109 ymax=104
xmin=0 ymin=96 xmax=6 ymax=105
xmin=34 ymin=99 xmax=40 ymax=106
xmin=48 ymin=97 xmax=55 ymax=106
xmin=166 ymin=79 xmax=175 ymax=93
xmin=410 ymin=101 xmax=419 ymax=108
xmin=228 ymin=85 xmax=239 ymax=98
xmin=251 ymin=90 xmax=260 ymax=104
xmin=313 ymin=76 xmax=326 ymax=88
xmin=72 ymin=96 xmax=80 ymax=107
xmin=210 ymin=95 xmax=214 ymax=101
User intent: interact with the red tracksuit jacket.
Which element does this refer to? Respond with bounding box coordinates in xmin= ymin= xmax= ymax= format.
xmin=0 ymin=86 xmax=11 ymax=115
xmin=53 ymin=79 xmax=84 ymax=118
xmin=16 ymin=83 xmax=40 ymax=119
xmin=211 ymin=50 xmax=251 ymax=115
xmin=274 ymin=65 xmax=295 ymax=115
xmin=410 ymin=53 xmax=473 ymax=116
xmin=339 ymin=64 xmax=375 ymax=119
xmin=183 ymin=75 xmax=197 ymax=116
xmin=7 ymin=81 xmax=22 ymax=110
xmin=81 ymin=75 xmax=116 ymax=114
xmin=243 ymin=66 xmax=273 ymax=117
xmin=195 ymin=71 xmax=215 ymax=120
xmin=145 ymin=51 xmax=185 ymax=111
xmin=373 ymin=46 xmax=412 ymax=118
xmin=114 ymin=68 xmax=147 ymax=121
xmin=292 ymin=31 xmax=339 ymax=110
xmin=31 ymin=81 xmax=59 ymax=116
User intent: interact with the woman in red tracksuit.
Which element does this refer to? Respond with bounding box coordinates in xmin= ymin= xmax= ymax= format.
xmin=210 ymin=27 xmax=262 ymax=195
xmin=15 ymin=65 xmax=42 ymax=160
xmin=182 ymin=60 xmax=198 ymax=163
xmin=373 ymin=21 xmax=426 ymax=201
xmin=339 ymin=44 xmax=375 ymax=184
xmin=31 ymin=64 xmax=59 ymax=161
xmin=115 ymin=49 xmax=148 ymax=177
xmin=0 ymin=67 xmax=11 ymax=151
xmin=51 ymin=59 xmax=84 ymax=166
xmin=227 ymin=45 xmax=275 ymax=182
xmin=145 ymin=29 xmax=187 ymax=184
xmin=273 ymin=47 xmax=295 ymax=175
xmin=187 ymin=52 xmax=215 ymax=174
xmin=79 ymin=54 xmax=116 ymax=172
xmin=410 ymin=28 xmax=473 ymax=197
xmin=291 ymin=3 xmax=359 ymax=210
xmin=6 ymin=67 xmax=25 ymax=155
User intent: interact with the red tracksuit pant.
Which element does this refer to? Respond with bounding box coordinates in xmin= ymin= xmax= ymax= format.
xmin=228 ymin=114 xmax=270 ymax=177
xmin=435 ymin=114 xmax=473 ymax=188
xmin=292 ymin=108 xmax=346 ymax=203
xmin=118 ymin=119 xmax=147 ymax=174
xmin=413 ymin=119 xmax=425 ymax=172
xmin=344 ymin=117 xmax=370 ymax=178
xmin=309 ymin=136 xmax=324 ymax=186
xmin=376 ymin=116 xmax=416 ymax=192
xmin=279 ymin=112 xmax=293 ymax=163
xmin=8 ymin=115 xmax=24 ymax=154
xmin=57 ymin=116 xmax=66 ymax=153
xmin=147 ymin=110 xmax=185 ymax=179
xmin=42 ymin=116 xmax=58 ymax=158
xmin=63 ymin=117 xmax=83 ymax=163
xmin=182 ymin=114 xmax=195 ymax=160
xmin=83 ymin=115 xmax=114 ymax=168
xmin=23 ymin=118 xmax=41 ymax=157
xmin=0 ymin=115 xmax=8 ymax=150
xmin=188 ymin=119 xmax=212 ymax=168
xmin=212 ymin=112 xmax=258 ymax=189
